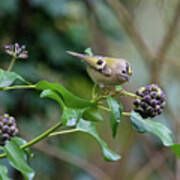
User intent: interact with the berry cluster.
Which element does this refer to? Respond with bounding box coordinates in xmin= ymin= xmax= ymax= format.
xmin=133 ymin=84 xmax=166 ymax=119
xmin=4 ymin=43 xmax=28 ymax=59
xmin=0 ymin=114 xmax=19 ymax=146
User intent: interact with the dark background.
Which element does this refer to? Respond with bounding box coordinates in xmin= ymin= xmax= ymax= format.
xmin=0 ymin=0 xmax=180 ymax=179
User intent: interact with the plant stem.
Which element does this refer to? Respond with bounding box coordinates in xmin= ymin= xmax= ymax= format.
xmin=94 ymin=89 xmax=141 ymax=103
xmin=122 ymin=112 xmax=131 ymax=117
xmin=0 ymin=121 xmax=62 ymax=158
xmin=8 ymin=57 xmax=17 ymax=71
xmin=98 ymin=105 xmax=130 ymax=117
xmin=49 ymin=128 xmax=79 ymax=137
xmin=21 ymin=122 xmax=62 ymax=149
xmin=2 ymin=85 xmax=36 ymax=91
xmin=121 ymin=90 xmax=140 ymax=99
xmin=98 ymin=105 xmax=110 ymax=112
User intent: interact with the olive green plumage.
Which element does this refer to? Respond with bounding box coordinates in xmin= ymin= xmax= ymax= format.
xmin=67 ymin=51 xmax=132 ymax=87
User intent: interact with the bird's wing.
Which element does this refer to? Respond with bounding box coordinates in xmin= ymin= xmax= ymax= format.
xmin=101 ymin=65 xmax=112 ymax=76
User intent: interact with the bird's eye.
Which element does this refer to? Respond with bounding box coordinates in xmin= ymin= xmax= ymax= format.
xmin=97 ymin=59 xmax=103 ymax=65
xmin=122 ymin=70 xmax=126 ymax=74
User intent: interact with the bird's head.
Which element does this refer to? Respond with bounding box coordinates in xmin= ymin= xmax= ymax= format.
xmin=115 ymin=59 xmax=132 ymax=81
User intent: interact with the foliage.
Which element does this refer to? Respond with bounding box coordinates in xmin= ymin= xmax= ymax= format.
xmin=0 ymin=45 xmax=179 ymax=179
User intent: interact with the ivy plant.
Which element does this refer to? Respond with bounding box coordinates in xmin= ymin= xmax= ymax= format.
xmin=0 ymin=43 xmax=179 ymax=179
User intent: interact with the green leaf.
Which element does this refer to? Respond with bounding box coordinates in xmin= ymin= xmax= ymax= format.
xmin=130 ymin=111 xmax=147 ymax=133
xmin=0 ymin=69 xmax=25 ymax=87
xmin=84 ymin=48 xmax=93 ymax=56
xmin=36 ymin=80 xmax=93 ymax=108
xmin=62 ymin=107 xmax=85 ymax=127
xmin=170 ymin=144 xmax=180 ymax=158
xmin=130 ymin=111 xmax=174 ymax=146
xmin=107 ymin=96 xmax=123 ymax=138
xmin=40 ymin=89 xmax=64 ymax=109
xmin=77 ymin=119 xmax=121 ymax=161
xmin=40 ymin=89 xmax=85 ymax=127
xmin=12 ymin=137 xmax=34 ymax=160
xmin=0 ymin=164 xmax=10 ymax=180
xmin=3 ymin=139 xmax=35 ymax=180
xmin=83 ymin=107 xmax=104 ymax=122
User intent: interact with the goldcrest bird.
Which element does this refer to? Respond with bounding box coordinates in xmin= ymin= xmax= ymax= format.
xmin=67 ymin=51 xmax=132 ymax=87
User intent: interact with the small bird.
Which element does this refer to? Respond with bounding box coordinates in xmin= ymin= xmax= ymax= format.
xmin=67 ymin=51 xmax=132 ymax=87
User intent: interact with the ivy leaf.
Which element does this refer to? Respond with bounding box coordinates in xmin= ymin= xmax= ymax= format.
xmin=130 ymin=111 xmax=147 ymax=133
xmin=107 ymin=96 xmax=123 ymax=138
xmin=40 ymin=89 xmax=85 ymax=127
xmin=84 ymin=48 xmax=93 ymax=56
xmin=62 ymin=107 xmax=85 ymax=127
xmin=3 ymin=139 xmax=35 ymax=180
xmin=170 ymin=144 xmax=180 ymax=159
xmin=130 ymin=111 xmax=174 ymax=146
xmin=0 ymin=69 xmax=25 ymax=87
xmin=40 ymin=89 xmax=65 ymax=109
xmin=77 ymin=119 xmax=121 ymax=161
xmin=83 ymin=107 xmax=104 ymax=122
xmin=36 ymin=80 xmax=93 ymax=108
xmin=12 ymin=137 xmax=34 ymax=160
xmin=0 ymin=164 xmax=10 ymax=180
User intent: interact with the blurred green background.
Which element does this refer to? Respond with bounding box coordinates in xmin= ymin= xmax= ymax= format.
xmin=0 ymin=0 xmax=180 ymax=179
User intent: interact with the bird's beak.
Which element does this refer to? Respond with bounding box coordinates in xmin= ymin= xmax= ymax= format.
xmin=66 ymin=51 xmax=89 ymax=60
xmin=126 ymin=63 xmax=132 ymax=76
xmin=128 ymin=66 xmax=132 ymax=76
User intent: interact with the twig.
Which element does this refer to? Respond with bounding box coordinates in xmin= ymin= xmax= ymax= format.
xmin=85 ymin=0 xmax=110 ymax=55
xmin=34 ymin=142 xmax=112 ymax=180
xmin=165 ymin=56 xmax=180 ymax=72
xmin=151 ymin=1 xmax=180 ymax=83
xmin=105 ymin=0 xmax=180 ymax=74
xmin=105 ymin=0 xmax=153 ymax=61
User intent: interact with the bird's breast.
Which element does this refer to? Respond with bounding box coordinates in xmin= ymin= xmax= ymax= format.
xmin=86 ymin=66 xmax=125 ymax=85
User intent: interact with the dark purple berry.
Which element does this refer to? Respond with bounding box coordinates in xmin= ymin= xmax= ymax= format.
xmin=147 ymin=106 xmax=153 ymax=113
xmin=3 ymin=125 xmax=10 ymax=133
xmin=145 ymin=85 xmax=152 ymax=91
xmin=134 ymin=99 xmax=141 ymax=106
xmin=150 ymin=99 xmax=157 ymax=107
xmin=3 ymin=134 xmax=10 ymax=141
xmin=0 ymin=114 xmax=19 ymax=146
xmin=141 ymin=102 xmax=148 ymax=109
xmin=136 ymin=90 xmax=141 ymax=96
xmin=144 ymin=95 xmax=151 ymax=103
xmin=0 ymin=122 xmax=3 ymax=128
xmin=133 ymin=84 xmax=166 ymax=119
xmin=151 ymin=84 xmax=159 ymax=90
xmin=150 ymin=91 xmax=157 ymax=98
xmin=3 ymin=118 xmax=9 ymax=125
xmin=140 ymin=93 xmax=145 ymax=97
